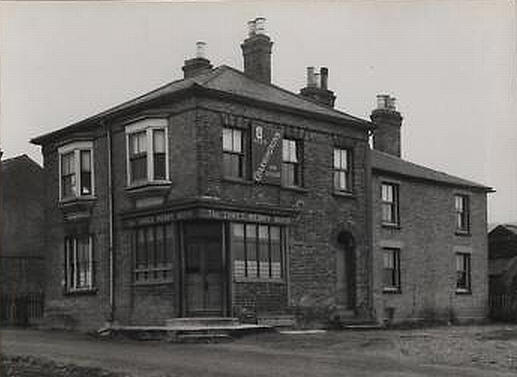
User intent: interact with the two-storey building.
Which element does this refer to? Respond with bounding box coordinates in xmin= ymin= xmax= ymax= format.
xmin=31 ymin=19 xmax=492 ymax=330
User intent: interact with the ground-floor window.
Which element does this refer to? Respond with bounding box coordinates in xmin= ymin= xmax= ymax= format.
xmin=132 ymin=224 xmax=173 ymax=284
xmin=456 ymin=253 xmax=471 ymax=292
xmin=383 ymin=248 xmax=401 ymax=292
xmin=230 ymin=223 xmax=283 ymax=279
xmin=65 ymin=235 xmax=94 ymax=292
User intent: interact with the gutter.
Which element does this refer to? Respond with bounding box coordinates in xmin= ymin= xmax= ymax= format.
xmin=105 ymin=121 xmax=115 ymax=323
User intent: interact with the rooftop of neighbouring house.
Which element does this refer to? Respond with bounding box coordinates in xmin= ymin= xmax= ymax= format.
xmin=371 ymin=149 xmax=493 ymax=191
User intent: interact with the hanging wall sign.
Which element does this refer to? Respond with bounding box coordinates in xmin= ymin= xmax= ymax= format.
xmin=252 ymin=123 xmax=282 ymax=185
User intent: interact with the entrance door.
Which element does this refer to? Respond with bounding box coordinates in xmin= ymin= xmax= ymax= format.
xmin=184 ymin=222 xmax=224 ymax=316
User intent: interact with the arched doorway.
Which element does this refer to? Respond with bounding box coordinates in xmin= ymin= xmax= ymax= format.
xmin=336 ymin=231 xmax=356 ymax=310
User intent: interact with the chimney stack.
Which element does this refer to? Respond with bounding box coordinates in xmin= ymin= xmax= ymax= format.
xmin=299 ymin=66 xmax=336 ymax=107
xmin=370 ymin=94 xmax=403 ymax=157
xmin=241 ymin=17 xmax=273 ymax=84
xmin=182 ymin=41 xmax=213 ymax=79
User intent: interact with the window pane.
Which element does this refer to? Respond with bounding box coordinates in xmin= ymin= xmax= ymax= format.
xmin=232 ymin=129 xmax=242 ymax=153
xmin=223 ymin=128 xmax=233 ymax=151
xmin=282 ymin=164 xmax=295 ymax=186
xmin=333 ymin=149 xmax=340 ymax=169
xmin=341 ymin=150 xmax=348 ymax=170
xmin=382 ymin=203 xmax=393 ymax=223
xmin=246 ymin=224 xmax=257 ymax=277
xmin=130 ymin=132 xmax=147 ymax=155
xmin=258 ymin=225 xmax=269 ymax=277
xmin=289 ymin=141 xmax=298 ymax=163
xmin=270 ymin=227 xmax=281 ymax=278
xmin=131 ymin=156 xmax=147 ymax=182
xmin=80 ymin=150 xmax=91 ymax=172
xmin=153 ymin=153 xmax=166 ymax=180
xmin=62 ymin=152 xmax=75 ymax=175
xmin=153 ymin=129 xmax=166 ymax=153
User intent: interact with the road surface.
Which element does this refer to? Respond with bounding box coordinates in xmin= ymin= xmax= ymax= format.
xmin=0 ymin=328 xmax=514 ymax=377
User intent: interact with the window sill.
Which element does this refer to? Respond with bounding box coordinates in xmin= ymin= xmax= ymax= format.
xmin=223 ymin=177 xmax=253 ymax=185
xmin=59 ymin=195 xmax=97 ymax=205
xmin=382 ymin=222 xmax=401 ymax=230
xmin=233 ymin=277 xmax=285 ymax=284
xmin=455 ymin=230 xmax=471 ymax=237
xmin=382 ymin=287 xmax=401 ymax=294
xmin=455 ymin=289 xmax=472 ymax=295
xmin=333 ymin=190 xmax=355 ymax=199
xmin=126 ymin=180 xmax=172 ymax=191
xmin=132 ymin=280 xmax=174 ymax=287
xmin=281 ymin=185 xmax=308 ymax=193
xmin=64 ymin=288 xmax=97 ymax=296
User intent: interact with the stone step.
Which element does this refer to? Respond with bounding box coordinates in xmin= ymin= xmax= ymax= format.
xmin=165 ymin=317 xmax=240 ymax=328
xmin=174 ymin=333 xmax=233 ymax=344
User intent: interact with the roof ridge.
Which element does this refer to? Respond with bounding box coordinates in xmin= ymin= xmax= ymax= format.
xmin=213 ymin=65 xmax=371 ymax=125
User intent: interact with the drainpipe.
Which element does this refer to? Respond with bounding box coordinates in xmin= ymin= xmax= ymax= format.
xmin=104 ymin=121 xmax=115 ymax=323
xmin=366 ymin=129 xmax=374 ymax=321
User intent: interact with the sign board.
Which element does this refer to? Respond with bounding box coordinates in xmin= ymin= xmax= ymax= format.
xmin=252 ymin=123 xmax=282 ymax=185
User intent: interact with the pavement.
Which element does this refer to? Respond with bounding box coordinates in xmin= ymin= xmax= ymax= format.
xmin=1 ymin=327 xmax=516 ymax=377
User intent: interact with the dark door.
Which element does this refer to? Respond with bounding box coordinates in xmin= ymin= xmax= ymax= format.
xmin=184 ymin=223 xmax=224 ymax=316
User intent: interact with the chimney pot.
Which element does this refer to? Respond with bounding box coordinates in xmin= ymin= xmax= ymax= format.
xmin=247 ymin=20 xmax=257 ymax=37
xmin=307 ymin=67 xmax=316 ymax=87
xmin=195 ymin=41 xmax=207 ymax=59
xmin=314 ymin=72 xmax=321 ymax=88
xmin=376 ymin=94 xmax=390 ymax=109
xmin=255 ymin=17 xmax=266 ymax=35
xmin=320 ymin=67 xmax=328 ymax=90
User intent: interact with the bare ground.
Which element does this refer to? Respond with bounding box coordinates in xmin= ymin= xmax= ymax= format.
xmin=1 ymin=324 xmax=517 ymax=377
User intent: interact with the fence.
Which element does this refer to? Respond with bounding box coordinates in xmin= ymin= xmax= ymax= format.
xmin=489 ymin=293 xmax=517 ymax=322
xmin=0 ymin=292 xmax=44 ymax=326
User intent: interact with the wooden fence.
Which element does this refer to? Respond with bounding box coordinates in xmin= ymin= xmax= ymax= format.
xmin=0 ymin=292 xmax=44 ymax=326
xmin=489 ymin=293 xmax=517 ymax=322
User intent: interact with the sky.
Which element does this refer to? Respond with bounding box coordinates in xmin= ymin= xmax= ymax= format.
xmin=0 ymin=0 xmax=516 ymax=224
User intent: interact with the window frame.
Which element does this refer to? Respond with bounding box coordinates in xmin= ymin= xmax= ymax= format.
xmin=125 ymin=119 xmax=170 ymax=186
xmin=132 ymin=223 xmax=173 ymax=285
xmin=381 ymin=182 xmax=399 ymax=226
xmin=454 ymin=194 xmax=470 ymax=234
xmin=455 ymin=252 xmax=472 ymax=293
xmin=333 ymin=147 xmax=353 ymax=193
xmin=282 ymin=138 xmax=303 ymax=188
xmin=64 ymin=235 xmax=94 ymax=293
xmin=58 ymin=141 xmax=95 ymax=201
xmin=222 ymin=127 xmax=246 ymax=180
xmin=230 ymin=222 xmax=284 ymax=282
xmin=382 ymin=248 xmax=401 ymax=293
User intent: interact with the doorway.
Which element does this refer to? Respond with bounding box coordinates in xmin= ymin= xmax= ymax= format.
xmin=336 ymin=231 xmax=356 ymax=310
xmin=183 ymin=222 xmax=225 ymax=316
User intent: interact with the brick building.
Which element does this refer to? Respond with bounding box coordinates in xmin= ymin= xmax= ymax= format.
xmin=31 ymin=19 xmax=491 ymax=330
xmin=0 ymin=154 xmax=45 ymax=324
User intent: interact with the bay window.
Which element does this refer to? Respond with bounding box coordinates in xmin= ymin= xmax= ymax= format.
xmin=125 ymin=119 xmax=169 ymax=185
xmin=58 ymin=141 xmax=94 ymax=200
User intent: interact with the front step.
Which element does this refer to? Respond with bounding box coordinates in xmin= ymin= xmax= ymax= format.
xmin=165 ymin=317 xmax=239 ymax=329
xmin=334 ymin=310 xmax=381 ymax=330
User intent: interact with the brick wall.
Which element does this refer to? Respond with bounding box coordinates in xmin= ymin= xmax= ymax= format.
xmin=372 ymin=173 xmax=489 ymax=324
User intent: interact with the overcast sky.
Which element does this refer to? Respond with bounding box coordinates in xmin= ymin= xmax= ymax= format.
xmin=1 ymin=1 xmax=516 ymax=223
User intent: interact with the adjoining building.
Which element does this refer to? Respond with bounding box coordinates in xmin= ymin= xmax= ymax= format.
xmin=31 ymin=19 xmax=492 ymax=331
xmin=0 ymin=154 xmax=45 ymax=324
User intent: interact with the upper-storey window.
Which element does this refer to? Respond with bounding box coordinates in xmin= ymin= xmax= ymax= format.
xmin=58 ymin=141 xmax=94 ymax=201
xmin=282 ymin=138 xmax=302 ymax=187
xmin=381 ymin=182 xmax=399 ymax=226
xmin=333 ymin=148 xmax=352 ymax=193
xmin=455 ymin=195 xmax=470 ymax=233
xmin=125 ymin=119 xmax=169 ymax=186
xmin=222 ymin=127 xmax=245 ymax=179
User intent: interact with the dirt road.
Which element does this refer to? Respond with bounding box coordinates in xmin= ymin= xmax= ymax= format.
xmin=0 ymin=328 xmax=515 ymax=377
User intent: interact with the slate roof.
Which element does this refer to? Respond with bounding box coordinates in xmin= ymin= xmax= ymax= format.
xmin=1 ymin=154 xmax=42 ymax=172
xmin=371 ymin=149 xmax=492 ymax=190
xmin=31 ymin=65 xmax=371 ymax=144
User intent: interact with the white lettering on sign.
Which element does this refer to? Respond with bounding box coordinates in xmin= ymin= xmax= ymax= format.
xmin=254 ymin=131 xmax=281 ymax=183
xmin=255 ymin=126 xmax=263 ymax=142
